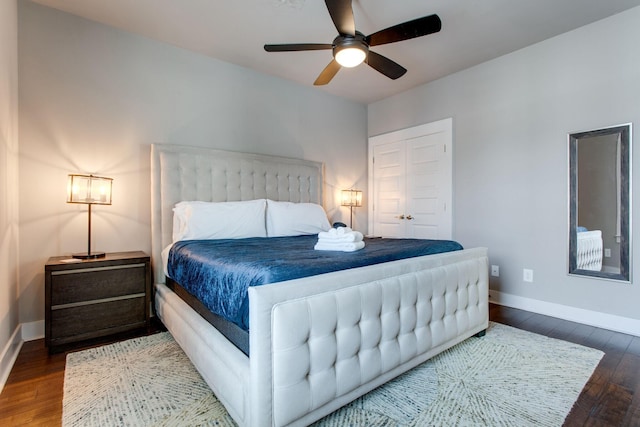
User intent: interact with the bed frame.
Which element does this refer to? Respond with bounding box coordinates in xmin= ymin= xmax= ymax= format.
xmin=577 ymin=230 xmax=603 ymax=271
xmin=151 ymin=143 xmax=489 ymax=427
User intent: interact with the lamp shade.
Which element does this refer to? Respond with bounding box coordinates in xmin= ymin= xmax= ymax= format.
xmin=67 ymin=174 xmax=113 ymax=205
xmin=341 ymin=189 xmax=362 ymax=207
xmin=66 ymin=174 xmax=113 ymax=259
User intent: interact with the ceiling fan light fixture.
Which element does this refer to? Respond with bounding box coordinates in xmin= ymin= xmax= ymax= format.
xmin=265 ymin=3 xmax=442 ymax=85
xmin=333 ymin=33 xmax=368 ymax=68
xmin=335 ymin=46 xmax=366 ymax=67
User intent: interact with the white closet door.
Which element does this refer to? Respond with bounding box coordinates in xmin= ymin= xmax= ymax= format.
xmin=405 ymin=132 xmax=451 ymax=239
xmin=368 ymin=118 xmax=452 ymax=239
xmin=372 ymin=141 xmax=406 ymax=237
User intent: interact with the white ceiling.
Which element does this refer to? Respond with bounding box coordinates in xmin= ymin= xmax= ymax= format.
xmin=30 ymin=0 xmax=640 ymax=104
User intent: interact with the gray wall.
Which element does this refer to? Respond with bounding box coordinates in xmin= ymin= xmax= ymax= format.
xmin=13 ymin=1 xmax=640 ymax=337
xmin=17 ymin=2 xmax=367 ymax=325
xmin=0 ymin=0 xmax=20 ymax=383
xmin=369 ymin=7 xmax=640 ymax=322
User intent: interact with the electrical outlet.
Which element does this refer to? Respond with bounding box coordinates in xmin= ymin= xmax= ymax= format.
xmin=523 ymin=269 xmax=533 ymax=282
xmin=604 ymin=248 xmax=611 ymax=258
xmin=491 ymin=265 xmax=499 ymax=277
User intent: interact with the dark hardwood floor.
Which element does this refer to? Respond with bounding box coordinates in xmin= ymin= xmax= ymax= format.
xmin=489 ymin=304 xmax=640 ymax=427
xmin=0 ymin=320 xmax=165 ymax=426
xmin=1 ymin=305 xmax=639 ymax=426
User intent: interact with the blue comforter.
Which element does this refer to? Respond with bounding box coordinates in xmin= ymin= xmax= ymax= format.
xmin=167 ymin=235 xmax=463 ymax=331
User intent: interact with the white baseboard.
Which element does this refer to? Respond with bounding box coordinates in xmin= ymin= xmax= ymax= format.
xmin=0 ymin=325 xmax=23 ymax=393
xmin=0 ymin=319 xmax=45 ymax=394
xmin=490 ymin=290 xmax=640 ymax=337
xmin=21 ymin=320 xmax=44 ymax=342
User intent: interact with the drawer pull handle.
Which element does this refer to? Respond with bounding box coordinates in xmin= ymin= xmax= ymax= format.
xmin=51 ymin=263 xmax=146 ymax=275
xmin=51 ymin=293 xmax=146 ymax=310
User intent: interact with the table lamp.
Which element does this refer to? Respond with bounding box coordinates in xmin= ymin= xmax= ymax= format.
xmin=341 ymin=189 xmax=362 ymax=228
xmin=67 ymin=174 xmax=113 ymax=259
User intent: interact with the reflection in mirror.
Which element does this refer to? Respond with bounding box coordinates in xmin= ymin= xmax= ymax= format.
xmin=569 ymin=123 xmax=632 ymax=282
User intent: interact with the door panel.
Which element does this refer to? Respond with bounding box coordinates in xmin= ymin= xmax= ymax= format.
xmin=410 ymin=224 xmax=440 ymax=239
xmin=372 ymin=141 xmax=406 ymax=237
xmin=405 ymin=132 xmax=450 ymax=239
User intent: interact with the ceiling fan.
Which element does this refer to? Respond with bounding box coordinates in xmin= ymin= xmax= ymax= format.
xmin=264 ymin=0 xmax=441 ymax=85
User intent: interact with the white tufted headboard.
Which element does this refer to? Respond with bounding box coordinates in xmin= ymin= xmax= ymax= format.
xmin=150 ymin=144 xmax=324 ymax=284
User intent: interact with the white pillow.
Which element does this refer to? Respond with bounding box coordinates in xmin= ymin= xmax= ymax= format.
xmin=172 ymin=199 xmax=266 ymax=242
xmin=266 ymin=200 xmax=330 ymax=237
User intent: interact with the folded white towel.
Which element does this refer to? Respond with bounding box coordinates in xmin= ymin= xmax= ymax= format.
xmin=336 ymin=226 xmax=351 ymax=235
xmin=318 ymin=227 xmax=363 ymax=242
xmin=314 ymin=241 xmax=365 ymax=252
xmin=320 ymin=226 xmax=351 ymax=236
xmin=317 ymin=231 xmax=363 ymax=243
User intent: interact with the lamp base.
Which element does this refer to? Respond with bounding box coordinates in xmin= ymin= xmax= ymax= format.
xmin=72 ymin=251 xmax=106 ymax=260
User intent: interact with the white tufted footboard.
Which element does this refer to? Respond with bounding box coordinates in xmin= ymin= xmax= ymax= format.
xmin=248 ymin=247 xmax=488 ymax=427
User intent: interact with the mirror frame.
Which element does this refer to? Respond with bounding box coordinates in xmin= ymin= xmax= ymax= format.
xmin=568 ymin=123 xmax=632 ymax=282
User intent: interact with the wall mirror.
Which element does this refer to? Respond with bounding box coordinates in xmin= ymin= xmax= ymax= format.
xmin=569 ymin=123 xmax=632 ymax=282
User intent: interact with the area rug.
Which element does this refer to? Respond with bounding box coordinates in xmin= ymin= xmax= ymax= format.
xmin=62 ymin=322 xmax=603 ymax=426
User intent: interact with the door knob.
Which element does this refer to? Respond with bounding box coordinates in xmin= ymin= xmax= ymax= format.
xmin=396 ymin=215 xmax=405 ymax=220
xmin=406 ymin=215 xmax=414 ymax=220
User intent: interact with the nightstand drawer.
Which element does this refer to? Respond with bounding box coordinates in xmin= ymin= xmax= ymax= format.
xmin=50 ymin=264 xmax=146 ymax=306
xmin=45 ymin=251 xmax=151 ymax=352
xmin=50 ymin=297 xmax=146 ymax=344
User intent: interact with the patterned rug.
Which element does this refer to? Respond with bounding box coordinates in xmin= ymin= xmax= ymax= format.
xmin=62 ymin=322 xmax=603 ymax=426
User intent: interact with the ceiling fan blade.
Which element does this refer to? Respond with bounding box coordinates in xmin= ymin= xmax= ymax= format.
xmin=324 ymin=0 xmax=355 ymax=36
xmin=366 ymin=14 xmax=441 ymax=47
xmin=365 ymin=50 xmax=407 ymax=80
xmin=314 ymin=59 xmax=341 ymax=85
xmin=264 ymin=43 xmax=333 ymax=52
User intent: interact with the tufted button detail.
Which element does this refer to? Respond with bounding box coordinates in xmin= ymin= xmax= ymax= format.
xmin=270 ymin=257 xmax=488 ymax=426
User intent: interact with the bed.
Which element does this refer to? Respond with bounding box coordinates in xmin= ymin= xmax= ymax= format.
xmin=151 ymin=143 xmax=489 ymax=427
xmin=577 ymin=229 xmax=603 ymax=271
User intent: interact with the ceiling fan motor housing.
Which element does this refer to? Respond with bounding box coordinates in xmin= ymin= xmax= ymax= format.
xmin=333 ymin=32 xmax=368 ymax=67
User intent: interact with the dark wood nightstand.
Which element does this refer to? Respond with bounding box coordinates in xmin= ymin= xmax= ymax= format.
xmin=45 ymin=251 xmax=151 ymax=353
